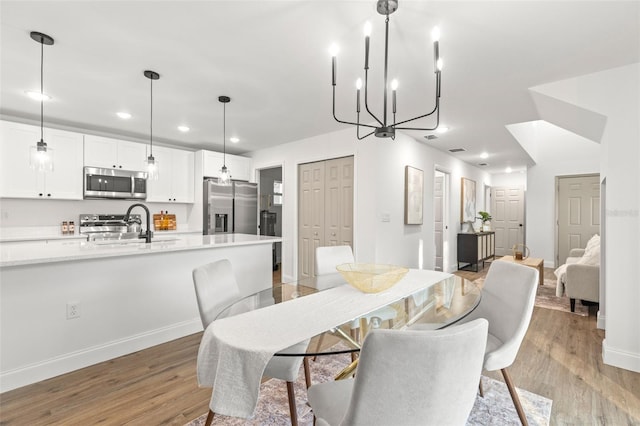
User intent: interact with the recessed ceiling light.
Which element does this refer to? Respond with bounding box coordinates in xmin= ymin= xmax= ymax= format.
xmin=505 ymin=167 xmax=513 ymax=173
xmin=478 ymin=163 xmax=488 ymax=166
xmin=230 ymin=137 xmax=240 ymax=143
xmin=178 ymin=125 xmax=190 ymax=132
xmin=26 ymin=91 xmax=50 ymax=101
xmin=116 ymin=112 xmax=132 ymax=119
xmin=480 ymin=152 xmax=489 ymax=159
xmin=424 ymin=134 xmax=438 ymax=140
xmin=449 ymin=148 xmax=465 ymax=153
xmin=436 ymin=126 xmax=449 ymax=134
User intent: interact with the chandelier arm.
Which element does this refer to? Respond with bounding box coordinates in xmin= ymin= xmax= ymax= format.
xmin=333 ymin=86 xmax=378 ymax=128
xmin=394 ymin=102 xmax=440 ymax=131
xmin=363 ymin=69 xmax=384 ymax=126
xmin=357 ymin=127 xmax=376 ymax=140
xmin=392 ymin=98 xmax=439 ymax=127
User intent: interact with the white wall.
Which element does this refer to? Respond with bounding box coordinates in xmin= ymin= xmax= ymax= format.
xmin=249 ymin=127 xmax=490 ymax=282
xmin=529 ymin=63 xmax=640 ymax=373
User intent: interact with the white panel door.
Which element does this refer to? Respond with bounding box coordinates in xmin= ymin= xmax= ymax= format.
xmin=298 ymin=161 xmax=324 ymax=279
xmin=491 ymin=186 xmax=525 ymax=256
xmin=434 ymin=174 xmax=444 ymax=271
xmin=557 ymin=175 xmax=600 ymax=265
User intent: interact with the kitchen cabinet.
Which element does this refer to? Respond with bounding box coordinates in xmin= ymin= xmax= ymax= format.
xmin=84 ymin=134 xmax=147 ymax=171
xmin=146 ymin=146 xmax=194 ymax=203
xmin=202 ymin=150 xmax=252 ymax=182
xmin=457 ymin=232 xmax=495 ymax=272
xmin=0 ymin=121 xmax=83 ymax=200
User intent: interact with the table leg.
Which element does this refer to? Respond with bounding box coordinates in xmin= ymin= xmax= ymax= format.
xmin=538 ymin=263 xmax=544 ymax=286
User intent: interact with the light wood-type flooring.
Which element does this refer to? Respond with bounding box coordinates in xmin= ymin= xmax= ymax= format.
xmin=1 ymin=264 xmax=639 ymax=425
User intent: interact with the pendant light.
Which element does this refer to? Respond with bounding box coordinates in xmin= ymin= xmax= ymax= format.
xmin=144 ymin=70 xmax=160 ymax=180
xmin=218 ymin=95 xmax=232 ymax=185
xmin=29 ymin=31 xmax=55 ymax=172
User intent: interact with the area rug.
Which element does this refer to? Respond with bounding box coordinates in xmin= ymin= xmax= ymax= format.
xmin=186 ymin=350 xmax=552 ymax=426
xmin=473 ymin=276 xmax=589 ymax=316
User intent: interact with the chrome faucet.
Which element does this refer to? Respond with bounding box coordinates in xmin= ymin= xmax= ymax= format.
xmin=124 ymin=203 xmax=152 ymax=243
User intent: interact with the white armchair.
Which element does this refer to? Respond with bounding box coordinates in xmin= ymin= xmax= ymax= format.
xmin=555 ymin=234 xmax=600 ymax=312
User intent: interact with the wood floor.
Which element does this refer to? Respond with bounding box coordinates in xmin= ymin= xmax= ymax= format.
xmin=1 ymin=265 xmax=639 ymax=425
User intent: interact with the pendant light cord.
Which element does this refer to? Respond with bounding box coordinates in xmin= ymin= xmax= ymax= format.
xmin=40 ymin=38 xmax=44 ymax=142
xmin=149 ymin=77 xmax=153 ymax=156
xmin=223 ymin=102 xmax=226 ymax=166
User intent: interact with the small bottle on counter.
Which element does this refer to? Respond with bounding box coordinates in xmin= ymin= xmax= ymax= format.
xmin=68 ymin=221 xmax=75 ymax=235
xmin=163 ymin=211 xmax=169 ymax=230
xmin=62 ymin=221 xmax=68 ymax=235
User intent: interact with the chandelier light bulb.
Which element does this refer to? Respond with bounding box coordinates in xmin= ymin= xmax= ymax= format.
xmin=329 ymin=44 xmax=339 ymax=57
xmin=364 ymin=21 xmax=372 ymax=37
xmin=391 ymin=79 xmax=399 ymax=90
xmin=480 ymin=152 xmax=489 ymax=159
xmin=431 ymin=27 xmax=441 ymax=42
xmin=230 ymin=137 xmax=239 ymax=143
xmin=26 ymin=91 xmax=51 ymax=101
xmin=437 ymin=58 xmax=444 ymax=71
xmin=356 ymin=78 xmax=363 ymax=90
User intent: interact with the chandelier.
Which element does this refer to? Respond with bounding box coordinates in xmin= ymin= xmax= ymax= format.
xmin=330 ymin=0 xmax=442 ymax=140
xmin=144 ymin=70 xmax=160 ymax=180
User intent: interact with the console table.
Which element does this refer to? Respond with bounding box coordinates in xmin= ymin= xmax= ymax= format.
xmin=457 ymin=232 xmax=495 ymax=272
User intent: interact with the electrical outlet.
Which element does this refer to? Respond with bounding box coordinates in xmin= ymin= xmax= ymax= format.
xmin=66 ymin=302 xmax=80 ymax=319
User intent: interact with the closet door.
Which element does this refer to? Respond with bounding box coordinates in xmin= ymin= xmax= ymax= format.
xmin=298 ymin=161 xmax=325 ymax=279
xmin=324 ymin=157 xmax=354 ymax=247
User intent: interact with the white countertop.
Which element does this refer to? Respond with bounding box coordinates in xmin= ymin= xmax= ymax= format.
xmin=0 ymin=233 xmax=281 ymax=267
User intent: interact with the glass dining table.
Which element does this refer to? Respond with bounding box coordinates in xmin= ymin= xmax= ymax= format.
xmin=215 ymin=272 xmax=482 ymax=359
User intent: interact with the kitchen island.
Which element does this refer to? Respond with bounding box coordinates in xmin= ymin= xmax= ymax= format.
xmin=0 ymin=233 xmax=280 ymax=392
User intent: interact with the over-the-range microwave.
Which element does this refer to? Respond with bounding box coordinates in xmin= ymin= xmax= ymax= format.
xmin=83 ymin=167 xmax=147 ymax=200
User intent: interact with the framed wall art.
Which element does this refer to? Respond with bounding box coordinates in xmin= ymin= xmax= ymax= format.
xmin=460 ymin=177 xmax=476 ymax=223
xmin=405 ymin=166 xmax=424 ymax=225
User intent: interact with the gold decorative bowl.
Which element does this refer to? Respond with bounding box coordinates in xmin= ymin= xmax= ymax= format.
xmin=336 ymin=263 xmax=409 ymax=293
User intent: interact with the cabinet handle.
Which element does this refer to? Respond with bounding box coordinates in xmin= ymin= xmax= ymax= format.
xmin=38 ymin=193 xmax=43 ymax=197
xmin=119 ymin=165 xmax=122 ymax=169
xmin=47 ymin=194 xmax=51 ymax=197
xmin=113 ymin=165 xmax=117 ymax=168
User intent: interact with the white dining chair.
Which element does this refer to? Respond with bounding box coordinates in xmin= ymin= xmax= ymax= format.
xmin=307 ymin=319 xmax=489 ymax=425
xmin=193 ymin=259 xmax=310 ymax=426
xmin=414 ymin=260 xmax=538 ymax=425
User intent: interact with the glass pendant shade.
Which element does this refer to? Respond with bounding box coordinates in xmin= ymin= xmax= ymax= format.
xmin=29 ymin=140 xmax=53 ymax=172
xmin=219 ymin=164 xmax=231 ymax=185
xmin=145 ymin=154 xmax=159 ymax=180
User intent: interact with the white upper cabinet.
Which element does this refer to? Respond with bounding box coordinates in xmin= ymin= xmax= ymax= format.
xmin=202 ymin=150 xmax=252 ymax=182
xmin=146 ymin=146 xmax=194 ymax=203
xmin=84 ymin=135 xmax=147 ymax=171
xmin=0 ymin=121 xmax=83 ymax=200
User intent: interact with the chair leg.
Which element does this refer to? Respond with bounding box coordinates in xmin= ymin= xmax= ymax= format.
xmin=312 ymin=333 xmax=325 ymax=362
xmin=570 ymin=298 xmax=576 ymax=312
xmin=303 ymin=357 xmax=312 ymax=389
xmin=204 ymin=409 xmax=215 ymax=426
xmin=350 ymin=328 xmax=360 ymax=362
xmin=501 ymin=368 xmax=528 ymax=426
xmin=286 ymin=381 xmax=299 ymax=426
xmin=478 ymin=376 xmax=484 ymax=398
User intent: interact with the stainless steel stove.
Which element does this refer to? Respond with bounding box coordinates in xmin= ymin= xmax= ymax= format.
xmin=79 ymin=213 xmax=141 ymax=241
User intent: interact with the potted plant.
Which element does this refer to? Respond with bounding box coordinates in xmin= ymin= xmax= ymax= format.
xmin=476 ymin=211 xmax=492 ymax=232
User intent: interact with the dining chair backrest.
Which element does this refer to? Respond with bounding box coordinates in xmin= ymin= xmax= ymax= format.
xmin=315 ymin=245 xmax=354 ymax=276
xmin=315 ymin=245 xmax=355 ymax=290
xmin=192 ymin=259 xmax=241 ymax=329
xmin=464 ymin=260 xmax=538 ymax=370
xmin=341 ymin=319 xmax=488 ymax=425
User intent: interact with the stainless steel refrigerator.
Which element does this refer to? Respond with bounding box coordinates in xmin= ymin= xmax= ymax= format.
xmin=203 ymin=178 xmax=258 ymax=234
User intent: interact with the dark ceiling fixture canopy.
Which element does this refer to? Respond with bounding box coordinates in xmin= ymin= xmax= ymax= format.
xmin=29 ymin=31 xmax=55 ymax=172
xmin=330 ymin=0 xmax=443 ymax=140
xmin=218 ymin=95 xmax=232 ymax=185
xmin=144 ymin=70 xmax=160 ymax=180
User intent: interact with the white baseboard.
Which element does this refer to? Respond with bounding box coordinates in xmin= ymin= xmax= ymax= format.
xmin=596 ymin=311 xmax=606 ymax=330
xmin=602 ymin=338 xmax=640 ymax=373
xmin=0 ymin=318 xmax=202 ymax=393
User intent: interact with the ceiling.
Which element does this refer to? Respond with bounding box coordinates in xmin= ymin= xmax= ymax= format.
xmin=1 ymin=1 xmax=638 ymax=174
